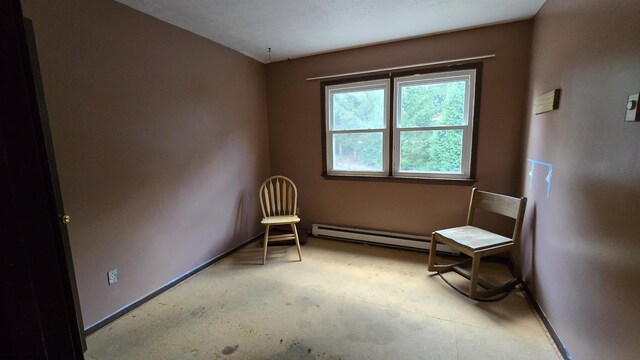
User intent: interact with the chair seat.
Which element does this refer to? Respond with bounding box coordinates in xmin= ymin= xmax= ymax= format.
xmin=434 ymin=225 xmax=513 ymax=251
xmin=261 ymin=215 xmax=300 ymax=225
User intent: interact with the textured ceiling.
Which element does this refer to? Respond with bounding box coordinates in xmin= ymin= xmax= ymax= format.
xmin=114 ymin=0 xmax=546 ymax=63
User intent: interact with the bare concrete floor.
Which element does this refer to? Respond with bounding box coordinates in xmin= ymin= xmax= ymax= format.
xmin=86 ymin=237 xmax=561 ymax=360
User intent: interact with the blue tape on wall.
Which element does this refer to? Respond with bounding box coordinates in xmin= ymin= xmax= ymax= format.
xmin=528 ymin=159 xmax=553 ymax=198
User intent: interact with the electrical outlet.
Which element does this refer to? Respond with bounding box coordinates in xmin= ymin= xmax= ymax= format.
xmin=107 ymin=268 xmax=118 ymax=285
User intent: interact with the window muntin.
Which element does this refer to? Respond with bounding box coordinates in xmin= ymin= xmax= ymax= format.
xmin=325 ymin=79 xmax=390 ymax=176
xmin=393 ymin=70 xmax=475 ymax=179
xmin=322 ymin=66 xmax=478 ymax=180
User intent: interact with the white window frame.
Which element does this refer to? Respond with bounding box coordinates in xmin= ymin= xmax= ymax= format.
xmin=322 ymin=66 xmax=479 ymax=181
xmin=325 ymin=79 xmax=390 ymax=176
xmin=393 ymin=69 xmax=476 ymax=179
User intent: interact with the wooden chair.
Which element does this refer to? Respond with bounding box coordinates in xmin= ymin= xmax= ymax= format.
xmin=259 ymin=176 xmax=302 ymax=264
xmin=428 ymin=188 xmax=527 ymax=300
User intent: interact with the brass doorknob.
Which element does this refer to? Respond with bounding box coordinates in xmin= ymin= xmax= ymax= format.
xmin=61 ymin=215 xmax=71 ymax=224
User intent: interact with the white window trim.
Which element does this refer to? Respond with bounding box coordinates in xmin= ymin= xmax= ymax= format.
xmin=325 ymin=79 xmax=390 ymax=176
xmin=392 ymin=69 xmax=476 ymax=179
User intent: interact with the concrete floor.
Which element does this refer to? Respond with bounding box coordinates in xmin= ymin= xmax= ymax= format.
xmin=86 ymin=237 xmax=561 ymax=360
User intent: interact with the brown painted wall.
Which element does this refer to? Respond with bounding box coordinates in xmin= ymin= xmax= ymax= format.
xmin=265 ymin=21 xmax=532 ymax=236
xmin=21 ymin=0 xmax=269 ymax=327
xmin=522 ymin=1 xmax=640 ymax=359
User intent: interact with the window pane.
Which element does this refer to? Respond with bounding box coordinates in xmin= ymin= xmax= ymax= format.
xmin=333 ymin=132 xmax=383 ymax=172
xmin=399 ymin=80 xmax=466 ymax=128
xmin=332 ymin=88 xmax=385 ymax=130
xmin=399 ymin=130 xmax=463 ymax=173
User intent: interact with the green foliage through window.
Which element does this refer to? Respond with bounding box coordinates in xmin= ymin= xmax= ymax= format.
xmin=399 ymin=130 xmax=462 ymax=173
xmin=333 ymin=132 xmax=383 ymax=171
xmin=332 ymin=89 xmax=385 ymax=130
xmin=399 ymin=81 xmax=466 ymax=128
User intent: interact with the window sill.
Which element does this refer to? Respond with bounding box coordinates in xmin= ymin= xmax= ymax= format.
xmin=321 ymin=173 xmax=477 ymax=185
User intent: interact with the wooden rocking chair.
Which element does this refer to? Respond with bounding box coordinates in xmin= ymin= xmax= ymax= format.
xmin=259 ymin=176 xmax=302 ymax=264
xmin=428 ymin=188 xmax=527 ymax=300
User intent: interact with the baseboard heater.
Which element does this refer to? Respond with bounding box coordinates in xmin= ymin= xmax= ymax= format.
xmin=311 ymin=224 xmax=459 ymax=255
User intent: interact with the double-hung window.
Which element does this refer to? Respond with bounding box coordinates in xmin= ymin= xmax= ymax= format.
xmin=324 ymin=79 xmax=390 ymax=176
xmin=323 ymin=64 xmax=480 ymax=181
xmin=393 ymin=69 xmax=476 ymax=178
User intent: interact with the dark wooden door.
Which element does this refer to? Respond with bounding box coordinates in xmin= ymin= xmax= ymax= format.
xmin=0 ymin=0 xmax=85 ymax=358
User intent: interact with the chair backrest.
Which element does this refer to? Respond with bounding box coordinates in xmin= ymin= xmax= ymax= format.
xmin=259 ymin=175 xmax=298 ymax=218
xmin=466 ymin=188 xmax=527 ymax=241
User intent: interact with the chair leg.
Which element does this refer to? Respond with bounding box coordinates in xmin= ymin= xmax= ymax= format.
xmin=509 ymin=249 xmax=522 ymax=280
xmin=291 ymin=223 xmax=302 ymax=261
xmin=427 ymin=232 xmax=438 ymax=271
xmin=469 ymin=255 xmax=482 ymax=298
xmin=262 ymin=225 xmax=270 ymax=265
xmin=428 ymin=233 xmax=460 ymax=272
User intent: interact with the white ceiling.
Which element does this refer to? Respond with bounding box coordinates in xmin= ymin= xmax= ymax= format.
xmin=115 ymin=0 xmax=546 ymax=63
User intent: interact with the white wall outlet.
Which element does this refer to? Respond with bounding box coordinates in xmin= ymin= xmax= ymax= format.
xmin=625 ymin=93 xmax=639 ymax=122
xmin=107 ymin=268 xmax=118 ymax=285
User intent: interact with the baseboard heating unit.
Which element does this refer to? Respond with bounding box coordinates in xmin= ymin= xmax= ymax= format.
xmin=311 ymin=224 xmax=459 ymax=255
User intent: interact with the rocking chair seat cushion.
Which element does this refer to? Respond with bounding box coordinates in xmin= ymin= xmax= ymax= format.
xmin=261 ymin=215 xmax=300 ymax=225
xmin=435 ymin=225 xmax=512 ymax=251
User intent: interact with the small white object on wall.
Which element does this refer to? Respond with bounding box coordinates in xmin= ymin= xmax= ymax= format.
xmin=625 ymin=93 xmax=639 ymax=122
